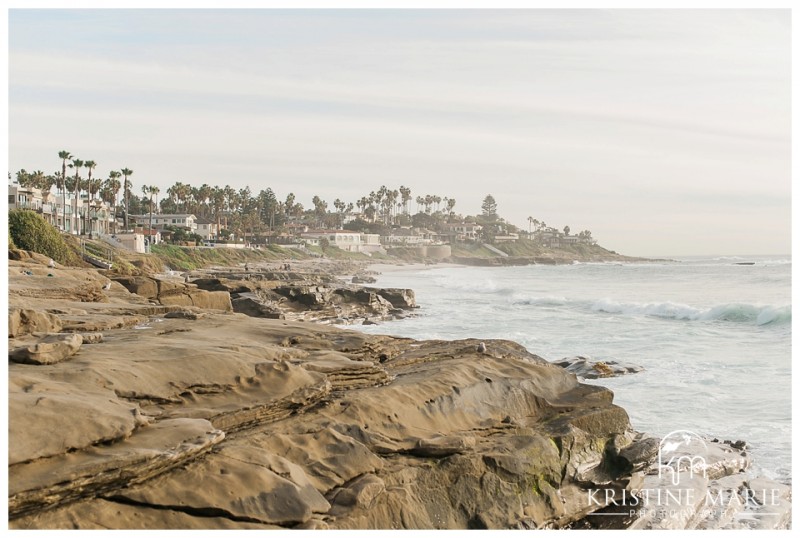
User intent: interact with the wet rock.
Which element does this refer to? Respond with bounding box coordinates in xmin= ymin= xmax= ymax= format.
xmin=614 ymin=435 xmax=660 ymax=473
xmin=554 ymin=356 xmax=644 ymax=379
xmin=375 ymin=288 xmax=416 ymax=309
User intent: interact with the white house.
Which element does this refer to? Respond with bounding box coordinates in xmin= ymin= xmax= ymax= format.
xmin=440 ymin=222 xmax=482 ymax=241
xmin=300 ymin=230 xmax=385 ymax=254
xmin=381 ymin=227 xmax=432 ymax=246
xmin=130 ymin=213 xmax=197 ymax=233
xmin=8 ymin=184 xmax=114 ymax=236
xmin=195 ymin=217 xmax=220 ymax=240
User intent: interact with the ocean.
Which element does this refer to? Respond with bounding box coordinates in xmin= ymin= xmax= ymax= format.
xmin=354 ymin=255 xmax=792 ymax=484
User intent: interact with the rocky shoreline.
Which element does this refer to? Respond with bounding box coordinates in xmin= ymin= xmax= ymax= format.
xmin=7 ymin=250 xmax=790 ymax=530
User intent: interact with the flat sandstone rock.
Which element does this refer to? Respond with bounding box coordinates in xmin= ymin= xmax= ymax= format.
xmin=9 ymin=333 xmax=83 ymax=365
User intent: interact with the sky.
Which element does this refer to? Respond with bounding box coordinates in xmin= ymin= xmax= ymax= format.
xmin=6 ymin=7 xmax=792 ymax=257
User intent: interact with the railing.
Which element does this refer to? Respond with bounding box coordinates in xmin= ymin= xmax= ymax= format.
xmin=80 ymin=239 xmax=114 ymax=270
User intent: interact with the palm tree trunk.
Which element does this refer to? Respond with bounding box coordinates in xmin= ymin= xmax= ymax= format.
xmin=149 ymin=194 xmax=154 ymax=245
xmin=124 ymin=178 xmax=129 ymax=231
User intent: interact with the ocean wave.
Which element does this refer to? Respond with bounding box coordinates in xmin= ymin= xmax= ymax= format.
xmin=430 ymin=276 xmax=515 ymax=295
xmin=591 ymin=299 xmax=791 ymax=325
xmin=511 ymin=295 xmax=569 ymax=306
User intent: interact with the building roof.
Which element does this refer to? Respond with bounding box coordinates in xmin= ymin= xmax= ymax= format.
xmin=151 ymin=213 xmax=197 ymax=219
xmin=301 ymin=229 xmax=359 ymax=235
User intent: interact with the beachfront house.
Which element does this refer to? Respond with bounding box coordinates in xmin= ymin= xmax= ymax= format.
xmin=440 ymin=222 xmax=482 ymax=242
xmin=129 ymin=213 xmax=197 ymax=233
xmin=300 ymin=230 xmax=385 ymax=255
xmin=195 ymin=217 xmax=220 ymax=240
xmin=8 ymin=184 xmax=114 ymax=236
xmin=381 ymin=227 xmax=433 ymax=246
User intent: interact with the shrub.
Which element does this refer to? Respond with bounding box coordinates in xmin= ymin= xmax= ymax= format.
xmin=8 ymin=209 xmax=77 ymax=264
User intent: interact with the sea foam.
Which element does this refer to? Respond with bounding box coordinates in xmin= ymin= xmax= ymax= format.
xmin=591 ymin=299 xmax=790 ymax=325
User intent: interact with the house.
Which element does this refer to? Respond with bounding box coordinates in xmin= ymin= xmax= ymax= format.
xmin=109 ymin=232 xmax=147 ymax=253
xmin=440 ymin=222 xmax=482 ymax=242
xmin=195 ymin=217 xmax=220 ymax=240
xmin=135 ymin=227 xmax=162 ymax=247
xmin=130 ymin=213 xmax=197 ymax=233
xmin=8 ymin=184 xmax=114 ymax=236
xmin=300 ymin=230 xmax=385 ymax=255
xmin=381 ymin=227 xmax=433 ymax=246
xmin=493 ymin=233 xmax=519 ymax=243
xmin=285 ymin=222 xmax=309 ymax=235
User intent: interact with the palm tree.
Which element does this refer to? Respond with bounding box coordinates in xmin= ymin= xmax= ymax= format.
xmin=399 ymin=185 xmax=412 ymax=214
xmin=106 ymin=171 xmax=122 ymax=233
xmin=69 ymin=159 xmax=84 ymax=233
xmin=212 ymin=187 xmax=226 ymax=239
xmin=120 ymin=168 xmax=133 ymax=230
xmin=446 ymin=197 xmax=456 ymax=215
xmin=82 ymin=160 xmax=98 ymax=235
xmin=198 ymin=184 xmax=213 ymax=217
xmin=143 ymin=185 xmax=160 ymax=240
xmin=58 ymin=150 xmax=72 ymax=231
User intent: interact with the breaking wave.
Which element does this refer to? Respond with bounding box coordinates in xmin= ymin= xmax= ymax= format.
xmin=591 ymin=299 xmax=791 ymax=325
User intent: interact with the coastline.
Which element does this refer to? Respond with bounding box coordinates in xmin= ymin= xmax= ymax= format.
xmin=7 ymin=249 xmax=790 ymax=530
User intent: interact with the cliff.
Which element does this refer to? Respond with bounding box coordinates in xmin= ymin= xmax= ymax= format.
xmin=6 ymin=251 xmax=789 ymax=530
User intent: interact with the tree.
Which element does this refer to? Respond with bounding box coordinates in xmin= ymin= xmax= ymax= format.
xmin=105 ymin=171 xmax=122 ymax=232
xmin=143 ymin=185 xmax=160 ymax=237
xmin=82 ymin=160 xmax=97 ymax=234
xmin=284 ymin=192 xmax=296 ymax=219
xmin=258 ymin=188 xmax=279 ymax=230
xmin=212 ymin=187 xmax=226 ymax=239
xmin=333 ymin=198 xmax=346 ymax=229
xmin=399 ymin=185 xmax=412 ymax=214
xmin=481 ymin=194 xmax=498 ymax=221
xmin=69 ymin=158 xmax=84 ymax=233
xmin=58 ymin=150 xmax=72 ymax=231
xmin=311 ymin=195 xmax=328 ymax=227
xmin=121 ymin=167 xmax=133 ymax=230
xmin=446 ymin=197 xmax=456 ymax=215
xmin=563 ymin=225 xmax=570 ymax=236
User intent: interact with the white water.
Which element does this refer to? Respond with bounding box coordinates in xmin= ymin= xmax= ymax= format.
xmin=355 ymin=255 xmax=792 ymax=484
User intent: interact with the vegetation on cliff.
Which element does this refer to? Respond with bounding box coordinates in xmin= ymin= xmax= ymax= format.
xmin=8 ymin=209 xmax=78 ymax=265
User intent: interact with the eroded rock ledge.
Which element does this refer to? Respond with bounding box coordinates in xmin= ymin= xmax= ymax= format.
xmin=7 ymin=254 xmax=790 ymax=530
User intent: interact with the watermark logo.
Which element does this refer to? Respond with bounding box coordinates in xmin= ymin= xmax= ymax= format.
xmin=657 ymin=429 xmax=708 ymax=485
xmin=585 ymin=430 xmax=785 ymax=524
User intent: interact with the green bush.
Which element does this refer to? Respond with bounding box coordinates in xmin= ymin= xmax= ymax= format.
xmin=8 ymin=209 xmax=77 ymax=264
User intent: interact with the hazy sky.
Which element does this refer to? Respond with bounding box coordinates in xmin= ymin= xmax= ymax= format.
xmin=7 ymin=8 xmax=791 ymax=256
